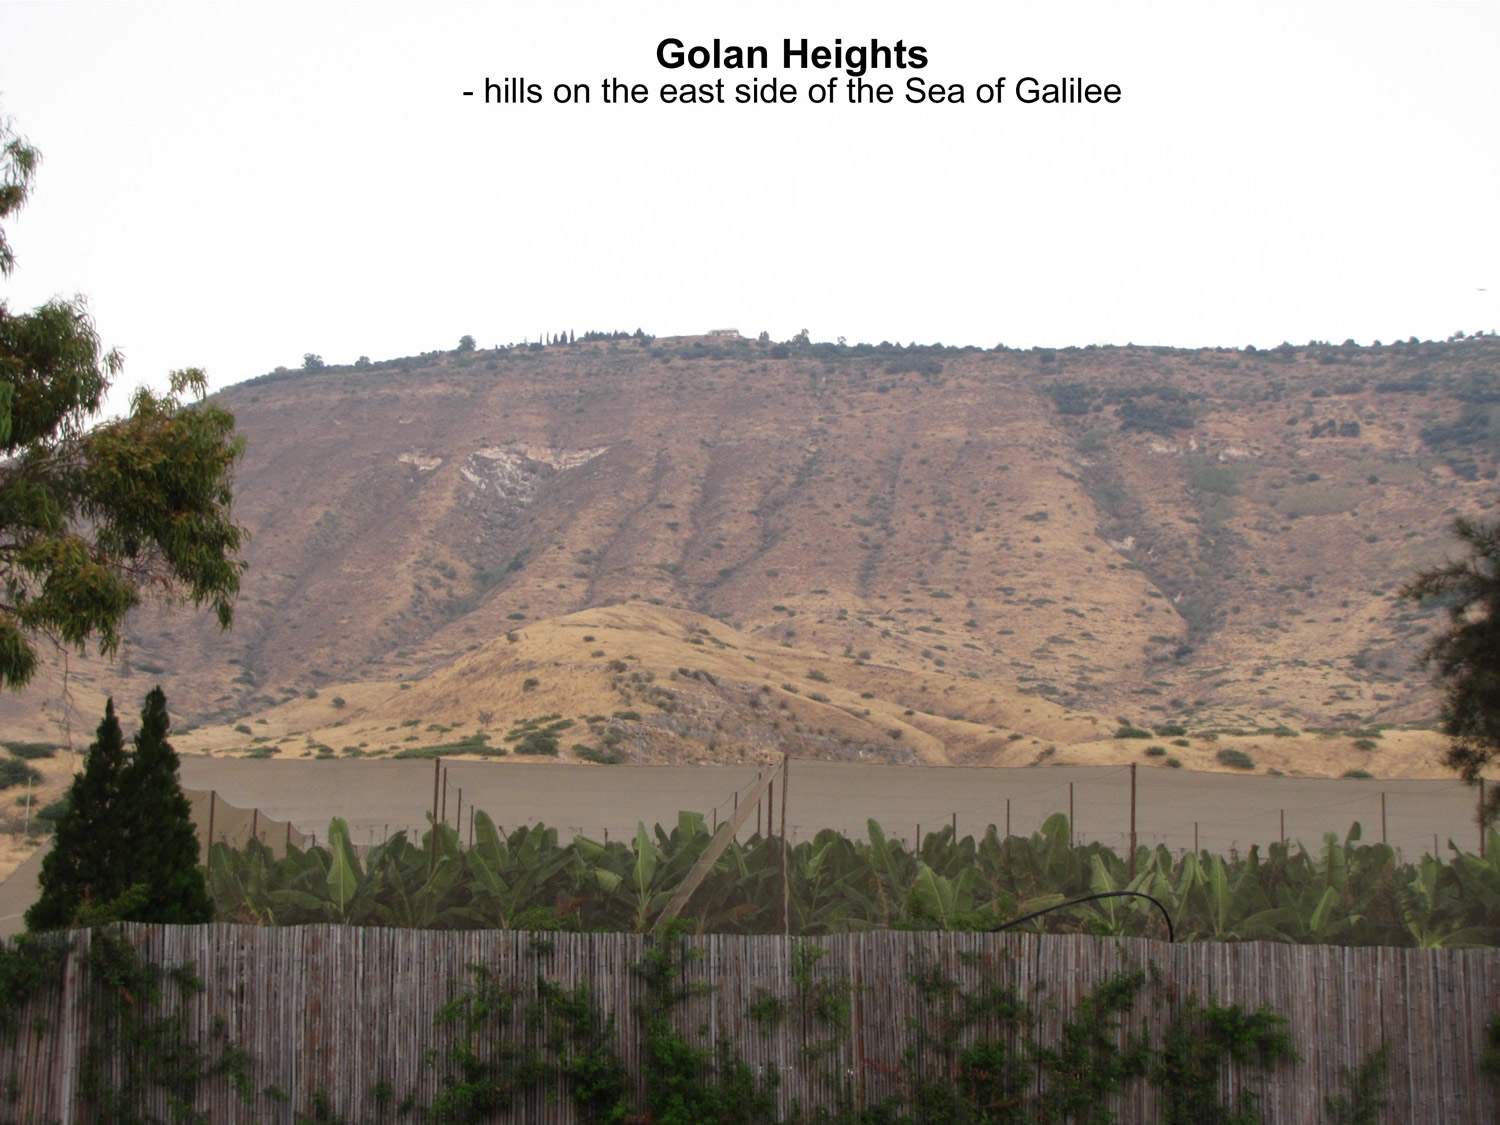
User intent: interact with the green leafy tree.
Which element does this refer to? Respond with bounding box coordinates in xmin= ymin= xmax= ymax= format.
xmin=1402 ymin=514 xmax=1500 ymax=824
xmin=27 ymin=689 xmax=211 ymax=930
xmin=0 ymin=114 xmax=246 ymax=689
xmin=457 ymin=334 xmax=476 ymax=353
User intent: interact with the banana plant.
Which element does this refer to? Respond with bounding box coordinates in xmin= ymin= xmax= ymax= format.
xmin=1398 ymin=855 xmax=1498 ymax=948
xmin=335 ymin=819 xmax=487 ymax=929
xmin=208 ymin=837 xmax=278 ymax=923
xmin=1178 ymin=852 xmax=1279 ymax=942
xmin=1444 ymin=830 xmax=1500 ymax=930
xmin=995 ymin=813 xmax=1089 ymax=906
xmin=202 ymin=812 xmax=1500 ymax=942
xmin=907 ymin=863 xmax=979 ymax=930
xmin=325 ymin=817 xmax=363 ymax=922
xmin=576 ymin=816 xmax=712 ymax=931
xmin=970 ymin=825 xmax=1063 ymax=929
xmin=672 ymin=835 xmax=771 ymax=935
xmin=786 ymin=830 xmax=872 ymax=935
xmin=261 ymin=842 xmax=340 ymax=923
xmin=464 ymin=813 xmax=575 ymax=928
xmin=854 ymin=818 xmax=919 ymax=928
xmin=1076 ymin=853 xmax=1157 ymax=937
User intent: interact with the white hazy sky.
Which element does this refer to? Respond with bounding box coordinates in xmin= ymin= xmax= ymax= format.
xmin=2 ymin=2 xmax=1497 ymax=412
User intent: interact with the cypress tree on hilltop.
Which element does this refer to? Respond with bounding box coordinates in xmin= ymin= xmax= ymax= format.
xmin=25 ymin=700 xmax=132 ymax=930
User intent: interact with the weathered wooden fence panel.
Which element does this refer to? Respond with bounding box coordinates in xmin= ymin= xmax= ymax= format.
xmin=1 ymin=925 xmax=1496 ymax=1122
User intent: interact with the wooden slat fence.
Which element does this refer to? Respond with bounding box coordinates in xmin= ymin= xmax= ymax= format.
xmin=1 ymin=925 xmax=1496 ymax=1122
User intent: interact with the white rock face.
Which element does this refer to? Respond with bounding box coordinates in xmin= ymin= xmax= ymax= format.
xmin=1217 ymin=445 xmax=1259 ymax=461
xmin=460 ymin=444 xmax=607 ymax=504
xmin=397 ymin=451 xmax=443 ymax=471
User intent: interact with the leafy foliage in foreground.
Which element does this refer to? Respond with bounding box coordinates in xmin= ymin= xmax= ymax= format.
xmin=0 ymin=114 xmax=246 ymax=689
xmin=1404 ymin=512 xmax=1500 ymax=825
xmin=209 ymin=811 xmax=1500 ymax=946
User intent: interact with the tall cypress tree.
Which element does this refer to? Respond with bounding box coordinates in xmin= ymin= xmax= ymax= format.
xmin=27 ymin=688 xmax=212 ymax=930
xmin=25 ymin=700 xmax=131 ymax=930
xmin=117 ymin=687 xmax=213 ymax=924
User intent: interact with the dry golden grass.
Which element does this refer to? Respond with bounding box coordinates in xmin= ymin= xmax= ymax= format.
xmin=171 ymin=604 xmax=1451 ymax=785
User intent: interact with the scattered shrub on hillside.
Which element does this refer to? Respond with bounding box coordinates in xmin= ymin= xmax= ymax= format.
xmin=234 ymin=724 xmax=252 ymax=735
xmin=574 ymin=744 xmax=622 ymax=765
xmin=1343 ymin=769 xmax=1375 ymax=780
xmin=1045 ymin=382 xmax=1097 ymax=415
xmin=1166 ymin=757 xmax=1183 ymax=769
xmin=1154 ymin=724 xmax=1188 ymax=737
xmin=1145 ymin=746 xmax=1167 ymax=757
xmin=395 ymin=732 xmax=504 ymax=760
xmin=4 ymin=742 xmax=57 ymax=760
xmin=1118 ymin=399 xmax=1194 ymax=435
xmin=1172 ymin=738 xmax=1191 ymax=747
xmin=1217 ymin=748 xmax=1256 ymax=770
xmin=331 ymin=696 xmax=346 ymax=709
xmin=1115 ymin=726 xmax=1152 ymax=739
xmin=522 ymin=678 xmax=540 ymax=692
xmin=0 ymin=759 xmax=42 ymax=789
xmin=514 ymin=730 xmax=559 ymax=756
xmin=807 ymin=669 xmax=830 ymax=683
xmin=1353 ymin=739 xmax=1379 ymax=751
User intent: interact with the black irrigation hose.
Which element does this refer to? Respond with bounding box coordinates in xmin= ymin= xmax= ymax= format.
xmin=988 ymin=890 xmax=1175 ymax=944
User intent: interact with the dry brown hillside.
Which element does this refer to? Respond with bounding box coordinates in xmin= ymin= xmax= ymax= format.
xmin=4 ymin=332 xmax=1499 ymax=768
